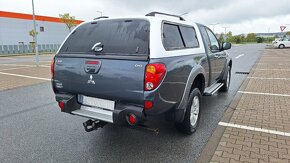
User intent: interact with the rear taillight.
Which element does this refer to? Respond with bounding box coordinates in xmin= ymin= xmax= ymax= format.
xmin=145 ymin=63 xmax=166 ymax=91
xmin=51 ymin=57 xmax=55 ymax=79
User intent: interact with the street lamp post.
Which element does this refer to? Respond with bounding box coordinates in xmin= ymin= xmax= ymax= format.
xmin=222 ymin=26 xmax=230 ymax=35
xmin=96 ymin=11 xmax=103 ymax=17
xmin=180 ymin=12 xmax=189 ymax=16
xmin=32 ymin=0 xmax=39 ymax=66
xmin=210 ymin=23 xmax=219 ymax=33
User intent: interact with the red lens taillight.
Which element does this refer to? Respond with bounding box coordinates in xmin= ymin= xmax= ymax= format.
xmin=51 ymin=57 xmax=55 ymax=79
xmin=145 ymin=63 xmax=166 ymax=91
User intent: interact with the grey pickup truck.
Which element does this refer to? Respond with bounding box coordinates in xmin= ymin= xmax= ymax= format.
xmin=51 ymin=12 xmax=232 ymax=134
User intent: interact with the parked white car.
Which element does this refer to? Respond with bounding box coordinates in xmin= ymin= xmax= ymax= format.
xmin=273 ymin=38 xmax=290 ymax=48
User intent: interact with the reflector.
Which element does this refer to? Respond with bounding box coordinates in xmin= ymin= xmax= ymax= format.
xmin=58 ymin=101 xmax=65 ymax=110
xmin=144 ymin=101 xmax=153 ymax=110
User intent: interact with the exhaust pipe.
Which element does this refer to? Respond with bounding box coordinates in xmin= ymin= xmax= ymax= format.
xmin=129 ymin=124 xmax=159 ymax=135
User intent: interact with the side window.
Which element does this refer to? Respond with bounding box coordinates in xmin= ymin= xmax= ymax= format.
xmin=206 ymin=28 xmax=220 ymax=52
xmin=163 ymin=23 xmax=184 ymax=49
xmin=179 ymin=26 xmax=199 ymax=48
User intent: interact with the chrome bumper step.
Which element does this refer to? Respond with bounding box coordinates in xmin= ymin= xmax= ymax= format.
xmin=72 ymin=106 xmax=113 ymax=123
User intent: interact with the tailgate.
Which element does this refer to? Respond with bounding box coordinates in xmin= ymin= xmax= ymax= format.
xmin=53 ymin=57 xmax=147 ymax=104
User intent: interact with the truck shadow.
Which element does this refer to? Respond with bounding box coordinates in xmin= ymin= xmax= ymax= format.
xmin=84 ymin=94 xmax=231 ymax=162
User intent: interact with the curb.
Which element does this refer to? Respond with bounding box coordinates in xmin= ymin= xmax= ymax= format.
xmin=196 ymin=49 xmax=264 ymax=163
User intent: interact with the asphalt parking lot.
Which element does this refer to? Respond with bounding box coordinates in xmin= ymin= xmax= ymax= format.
xmin=0 ymin=44 xmax=266 ymax=162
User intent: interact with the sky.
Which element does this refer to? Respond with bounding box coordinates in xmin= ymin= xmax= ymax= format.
xmin=1 ymin=0 xmax=290 ymax=35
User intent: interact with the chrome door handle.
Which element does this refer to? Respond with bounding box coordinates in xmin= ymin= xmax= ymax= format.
xmin=214 ymin=54 xmax=220 ymax=58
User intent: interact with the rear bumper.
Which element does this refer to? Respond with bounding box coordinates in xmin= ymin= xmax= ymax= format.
xmin=55 ymin=94 xmax=145 ymax=125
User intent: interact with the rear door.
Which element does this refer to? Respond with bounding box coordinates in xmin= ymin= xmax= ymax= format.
xmin=204 ymin=27 xmax=227 ymax=83
xmin=53 ymin=19 xmax=150 ymax=104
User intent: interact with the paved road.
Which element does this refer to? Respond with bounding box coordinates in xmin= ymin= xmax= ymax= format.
xmin=0 ymin=44 xmax=265 ymax=163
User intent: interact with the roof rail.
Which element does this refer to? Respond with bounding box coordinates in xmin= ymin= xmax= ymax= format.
xmin=145 ymin=12 xmax=185 ymax=21
xmin=93 ymin=16 xmax=109 ymax=20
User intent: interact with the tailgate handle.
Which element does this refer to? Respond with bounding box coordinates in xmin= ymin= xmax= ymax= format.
xmin=84 ymin=60 xmax=101 ymax=74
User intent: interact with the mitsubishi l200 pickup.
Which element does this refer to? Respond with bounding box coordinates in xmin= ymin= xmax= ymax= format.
xmin=51 ymin=12 xmax=232 ymax=134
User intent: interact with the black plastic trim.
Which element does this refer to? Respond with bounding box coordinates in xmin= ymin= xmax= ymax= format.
xmin=146 ymin=12 xmax=185 ymax=21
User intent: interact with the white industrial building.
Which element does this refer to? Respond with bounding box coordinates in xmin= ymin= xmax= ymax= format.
xmin=0 ymin=11 xmax=83 ymax=54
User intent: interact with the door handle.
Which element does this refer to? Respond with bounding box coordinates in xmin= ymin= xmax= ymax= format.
xmin=214 ymin=54 xmax=220 ymax=58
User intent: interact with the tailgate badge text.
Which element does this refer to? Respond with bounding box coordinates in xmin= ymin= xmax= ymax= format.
xmin=87 ymin=75 xmax=96 ymax=84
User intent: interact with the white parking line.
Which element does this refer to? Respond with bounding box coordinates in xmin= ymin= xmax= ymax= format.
xmin=235 ymin=54 xmax=244 ymax=59
xmin=247 ymin=77 xmax=290 ymax=80
xmin=0 ymin=57 xmax=15 ymax=60
xmin=262 ymin=57 xmax=290 ymax=59
xmin=39 ymin=65 xmax=51 ymax=68
xmin=40 ymin=61 xmax=51 ymax=63
xmin=0 ymin=66 xmax=35 ymax=71
xmin=0 ymin=63 xmax=34 ymax=67
xmin=255 ymin=69 xmax=290 ymax=71
xmin=256 ymin=61 xmax=289 ymax=66
xmin=238 ymin=91 xmax=290 ymax=97
xmin=0 ymin=72 xmax=50 ymax=81
xmin=219 ymin=122 xmax=290 ymax=137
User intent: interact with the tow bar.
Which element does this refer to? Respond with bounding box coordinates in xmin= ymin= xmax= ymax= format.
xmin=83 ymin=119 xmax=159 ymax=135
xmin=83 ymin=119 xmax=107 ymax=132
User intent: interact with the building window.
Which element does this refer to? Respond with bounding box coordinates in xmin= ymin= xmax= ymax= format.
xmin=40 ymin=26 xmax=44 ymax=32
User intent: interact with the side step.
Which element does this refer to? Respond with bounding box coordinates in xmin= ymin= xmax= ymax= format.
xmin=203 ymin=83 xmax=224 ymax=96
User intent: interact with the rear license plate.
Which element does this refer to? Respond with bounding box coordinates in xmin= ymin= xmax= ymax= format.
xmin=80 ymin=95 xmax=115 ymax=110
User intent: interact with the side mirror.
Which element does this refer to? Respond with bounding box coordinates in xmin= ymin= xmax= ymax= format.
xmin=222 ymin=42 xmax=231 ymax=50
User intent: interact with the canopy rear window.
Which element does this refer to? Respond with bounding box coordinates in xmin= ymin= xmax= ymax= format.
xmin=58 ymin=19 xmax=150 ymax=55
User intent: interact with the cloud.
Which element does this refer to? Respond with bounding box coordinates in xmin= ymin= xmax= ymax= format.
xmin=1 ymin=0 xmax=290 ymax=34
xmin=186 ymin=0 xmax=290 ymax=24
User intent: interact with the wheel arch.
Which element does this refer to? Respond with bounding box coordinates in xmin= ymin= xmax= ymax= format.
xmin=174 ymin=66 xmax=206 ymax=123
xmin=190 ymin=74 xmax=205 ymax=94
xmin=279 ymin=44 xmax=285 ymax=48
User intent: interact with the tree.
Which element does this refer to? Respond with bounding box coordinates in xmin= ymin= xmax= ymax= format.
xmin=29 ymin=29 xmax=38 ymax=41
xmin=246 ymin=33 xmax=256 ymax=42
xmin=256 ymin=37 xmax=263 ymax=43
xmin=286 ymin=31 xmax=290 ymax=36
xmin=59 ymin=13 xmax=77 ymax=32
xmin=219 ymin=33 xmax=225 ymax=43
xmin=232 ymin=36 xmax=241 ymax=44
xmin=240 ymin=35 xmax=245 ymax=43
xmin=225 ymin=31 xmax=233 ymax=42
xmin=28 ymin=29 xmax=38 ymax=52
xmin=227 ymin=31 xmax=233 ymax=38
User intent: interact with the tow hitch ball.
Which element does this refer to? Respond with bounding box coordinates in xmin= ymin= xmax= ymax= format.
xmin=83 ymin=119 xmax=107 ymax=132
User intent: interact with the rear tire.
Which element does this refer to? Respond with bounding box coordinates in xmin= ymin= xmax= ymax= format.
xmin=219 ymin=66 xmax=231 ymax=92
xmin=175 ymin=88 xmax=201 ymax=135
xmin=279 ymin=44 xmax=285 ymax=49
